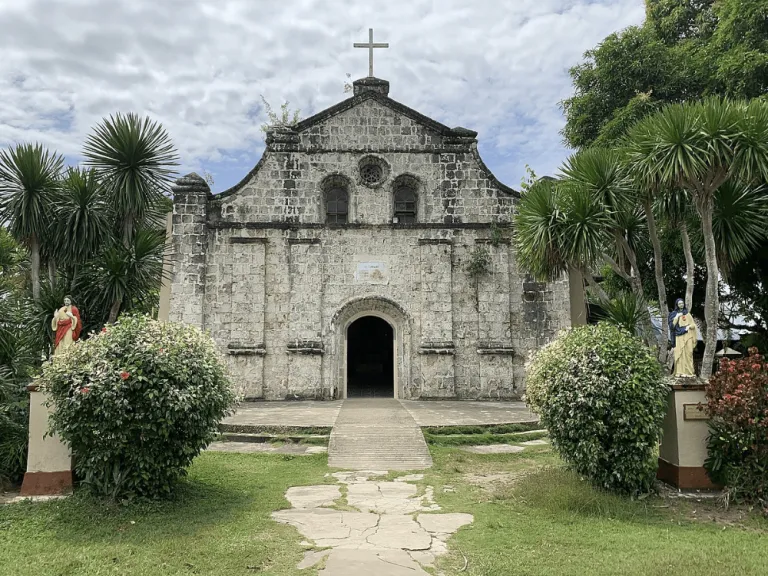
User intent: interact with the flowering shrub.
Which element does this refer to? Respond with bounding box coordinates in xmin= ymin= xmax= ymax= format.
xmin=526 ymin=323 xmax=667 ymax=495
xmin=705 ymin=347 xmax=768 ymax=509
xmin=40 ymin=315 xmax=237 ymax=500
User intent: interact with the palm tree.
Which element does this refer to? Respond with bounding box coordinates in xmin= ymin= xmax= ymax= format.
xmin=85 ymin=228 xmax=167 ymax=324
xmin=656 ymin=188 xmax=696 ymax=311
xmin=711 ymin=181 xmax=768 ymax=279
xmin=53 ymin=167 xmax=110 ymax=290
xmin=83 ymin=113 xmax=177 ymax=322
xmin=626 ymin=98 xmax=768 ymax=378
xmin=0 ymin=144 xmax=63 ymax=301
xmin=514 ymin=178 xmax=611 ymax=302
xmin=560 ymin=149 xmax=647 ymax=298
xmin=83 ymin=112 xmax=178 ymax=248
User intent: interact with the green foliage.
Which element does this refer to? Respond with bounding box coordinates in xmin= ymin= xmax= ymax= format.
xmin=82 ymin=228 xmax=167 ymax=323
xmin=466 ymin=246 xmax=492 ymax=310
xmin=514 ymin=153 xmax=626 ymax=289
xmin=40 ymin=315 xmax=237 ymax=500
xmin=594 ymin=291 xmax=657 ymax=341
xmin=259 ymin=95 xmax=301 ymax=134
xmin=83 ymin=111 xmax=178 ymax=247
xmin=0 ymin=143 xmax=63 ymax=244
xmin=562 ymin=0 xmax=766 ymax=149
xmin=525 ymin=323 xmax=667 ymax=495
xmin=711 ymin=181 xmax=768 ymax=277
xmin=519 ymin=164 xmax=538 ymax=194
xmin=52 ymin=167 xmax=110 ymax=267
xmin=0 ymin=229 xmax=35 ymax=484
xmin=466 ymin=246 xmax=491 ymax=280
xmin=705 ymin=347 xmax=768 ymax=510
xmin=514 ymin=179 xmax=567 ymax=282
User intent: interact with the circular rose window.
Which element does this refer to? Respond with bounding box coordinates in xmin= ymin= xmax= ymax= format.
xmin=358 ymin=156 xmax=389 ymax=188
xmin=360 ymin=163 xmax=383 ymax=185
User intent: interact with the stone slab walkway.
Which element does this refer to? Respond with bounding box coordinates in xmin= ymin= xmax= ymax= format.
xmin=328 ymin=399 xmax=433 ymax=471
xmin=223 ymin=399 xmax=536 ymax=429
xmin=400 ymin=400 xmax=537 ymax=426
xmin=221 ymin=400 xmax=343 ymax=429
xmin=272 ymin=470 xmax=473 ymax=574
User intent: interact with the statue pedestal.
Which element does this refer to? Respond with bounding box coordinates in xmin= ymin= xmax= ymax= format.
xmin=657 ymin=378 xmax=718 ymax=490
xmin=20 ymin=386 xmax=73 ymax=496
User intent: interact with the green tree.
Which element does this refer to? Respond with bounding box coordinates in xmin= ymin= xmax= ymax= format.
xmin=83 ymin=112 xmax=178 ymax=248
xmin=514 ymin=176 xmax=611 ymax=302
xmin=84 ymin=228 xmax=167 ymax=324
xmin=83 ymin=113 xmax=177 ymax=321
xmin=0 ymin=144 xmax=63 ymax=301
xmin=626 ymin=98 xmax=768 ymax=378
xmin=0 ymin=229 xmax=35 ymax=484
xmin=52 ymin=167 xmax=110 ymax=291
xmin=562 ymin=0 xmax=766 ymax=150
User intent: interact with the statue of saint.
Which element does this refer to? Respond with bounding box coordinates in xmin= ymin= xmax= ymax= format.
xmin=51 ymin=295 xmax=82 ymax=355
xmin=668 ymin=298 xmax=697 ymax=377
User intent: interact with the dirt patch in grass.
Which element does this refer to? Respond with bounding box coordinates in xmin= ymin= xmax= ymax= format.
xmin=463 ymin=471 xmax=533 ymax=491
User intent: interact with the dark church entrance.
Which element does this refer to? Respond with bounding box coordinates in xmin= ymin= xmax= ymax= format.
xmin=346 ymin=316 xmax=394 ymax=398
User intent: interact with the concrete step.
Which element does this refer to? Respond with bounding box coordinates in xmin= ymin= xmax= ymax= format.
xmin=328 ymin=399 xmax=433 ymax=471
xmin=220 ymin=432 xmax=329 ymax=444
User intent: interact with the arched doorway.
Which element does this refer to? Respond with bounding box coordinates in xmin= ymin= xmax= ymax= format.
xmin=346 ymin=316 xmax=394 ymax=398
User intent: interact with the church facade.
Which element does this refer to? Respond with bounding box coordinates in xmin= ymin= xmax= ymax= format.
xmin=167 ymin=77 xmax=574 ymax=401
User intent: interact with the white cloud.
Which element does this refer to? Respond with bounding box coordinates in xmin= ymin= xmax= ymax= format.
xmin=0 ymin=0 xmax=645 ymax=191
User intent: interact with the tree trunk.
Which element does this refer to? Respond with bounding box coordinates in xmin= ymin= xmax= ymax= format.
xmin=30 ymin=234 xmax=41 ymax=301
xmin=616 ymin=234 xmax=644 ymax=297
xmin=581 ymin=268 xmax=610 ymax=303
xmin=680 ymin=221 xmax=695 ymax=311
xmin=48 ymin=260 xmax=56 ymax=288
xmin=698 ymin=200 xmax=719 ymax=380
xmin=122 ymin=214 xmax=133 ymax=249
xmin=643 ymin=198 xmax=668 ymax=364
xmin=108 ymin=298 xmax=122 ymax=324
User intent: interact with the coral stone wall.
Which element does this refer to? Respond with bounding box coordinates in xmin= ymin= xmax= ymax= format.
xmin=169 ymin=79 xmax=572 ymax=400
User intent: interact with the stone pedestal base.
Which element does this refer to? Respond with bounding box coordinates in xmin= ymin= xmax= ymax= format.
xmin=20 ymin=470 xmax=73 ymax=496
xmin=657 ymin=379 xmax=718 ymax=490
xmin=21 ymin=387 xmax=73 ymax=496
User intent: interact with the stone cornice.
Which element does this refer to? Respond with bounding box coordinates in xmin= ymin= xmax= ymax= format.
xmin=208 ymin=221 xmax=513 ymax=231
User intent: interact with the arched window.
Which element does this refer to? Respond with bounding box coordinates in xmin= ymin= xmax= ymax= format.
xmin=394 ymin=186 xmax=417 ymax=224
xmin=326 ymin=186 xmax=348 ymax=224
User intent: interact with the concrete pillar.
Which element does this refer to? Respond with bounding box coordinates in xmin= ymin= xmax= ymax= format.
xmin=657 ymin=379 xmax=718 ymax=490
xmin=168 ymin=173 xmax=210 ymax=328
xmin=20 ymin=386 xmax=73 ymax=496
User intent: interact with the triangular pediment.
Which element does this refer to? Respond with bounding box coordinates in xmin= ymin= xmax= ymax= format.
xmin=294 ymin=89 xmax=477 ymax=139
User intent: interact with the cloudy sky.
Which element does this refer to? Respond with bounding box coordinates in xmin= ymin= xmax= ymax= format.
xmin=0 ymin=0 xmax=644 ymax=193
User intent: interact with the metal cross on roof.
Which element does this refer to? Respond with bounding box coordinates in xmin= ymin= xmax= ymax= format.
xmin=353 ymin=28 xmax=389 ymax=78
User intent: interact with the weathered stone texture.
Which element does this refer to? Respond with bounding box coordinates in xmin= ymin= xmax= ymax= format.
xmin=168 ymin=79 xmax=572 ymax=400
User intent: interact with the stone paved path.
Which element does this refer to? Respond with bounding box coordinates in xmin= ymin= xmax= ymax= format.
xmin=328 ymin=399 xmax=433 ymax=471
xmin=223 ymin=399 xmax=536 ymax=429
xmin=272 ymin=470 xmax=473 ymax=574
xmin=400 ymin=400 xmax=537 ymax=426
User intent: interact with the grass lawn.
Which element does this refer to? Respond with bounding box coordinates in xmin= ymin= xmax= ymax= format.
xmin=1 ymin=443 xmax=767 ymax=575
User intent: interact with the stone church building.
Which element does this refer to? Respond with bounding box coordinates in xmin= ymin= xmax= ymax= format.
xmin=166 ymin=76 xmax=576 ymax=401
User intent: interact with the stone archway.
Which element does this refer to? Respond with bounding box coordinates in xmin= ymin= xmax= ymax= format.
xmin=329 ymin=297 xmax=411 ymax=399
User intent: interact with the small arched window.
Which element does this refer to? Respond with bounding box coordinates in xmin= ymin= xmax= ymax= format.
xmin=394 ymin=186 xmax=417 ymax=224
xmin=326 ymin=186 xmax=348 ymax=224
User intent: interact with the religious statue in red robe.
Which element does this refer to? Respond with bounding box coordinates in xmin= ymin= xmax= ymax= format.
xmin=51 ymin=295 xmax=82 ymax=354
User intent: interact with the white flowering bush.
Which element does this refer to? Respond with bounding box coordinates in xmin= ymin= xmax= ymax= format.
xmin=40 ymin=315 xmax=237 ymax=500
xmin=526 ymin=323 xmax=666 ymax=495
